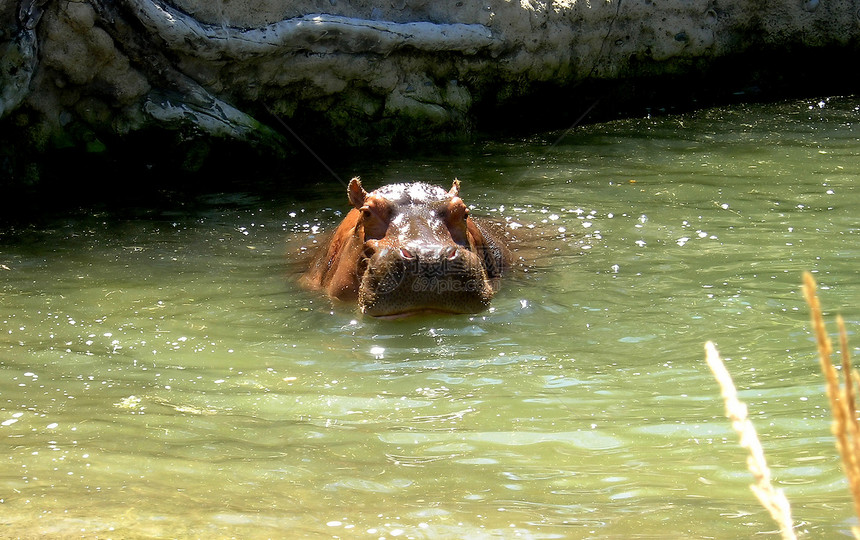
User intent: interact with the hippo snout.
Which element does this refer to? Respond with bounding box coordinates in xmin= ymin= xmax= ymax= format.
xmin=396 ymin=244 xmax=459 ymax=265
xmin=358 ymin=242 xmax=493 ymax=317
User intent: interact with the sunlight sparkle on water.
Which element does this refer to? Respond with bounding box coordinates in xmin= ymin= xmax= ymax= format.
xmin=0 ymin=97 xmax=856 ymax=538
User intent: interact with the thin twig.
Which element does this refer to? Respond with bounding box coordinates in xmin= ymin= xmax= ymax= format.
xmin=802 ymin=272 xmax=860 ymax=538
xmin=704 ymin=341 xmax=797 ymax=540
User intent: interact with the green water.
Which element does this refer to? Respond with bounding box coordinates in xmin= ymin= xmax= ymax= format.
xmin=1 ymin=97 xmax=858 ymax=538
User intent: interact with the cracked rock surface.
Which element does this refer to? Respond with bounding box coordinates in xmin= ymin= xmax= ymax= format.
xmin=1 ymin=0 xmax=859 ymax=174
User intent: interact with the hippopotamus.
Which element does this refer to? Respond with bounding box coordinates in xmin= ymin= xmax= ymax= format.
xmin=301 ymin=177 xmax=511 ymax=317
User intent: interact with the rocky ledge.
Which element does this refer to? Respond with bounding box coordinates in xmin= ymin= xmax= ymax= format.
xmin=1 ymin=0 xmax=859 ymax=180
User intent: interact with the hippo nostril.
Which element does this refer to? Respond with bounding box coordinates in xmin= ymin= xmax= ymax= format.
xmin=399 ymin=247 xmax=415 ymax=260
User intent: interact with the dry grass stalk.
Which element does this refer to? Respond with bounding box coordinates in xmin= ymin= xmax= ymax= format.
xmin=802 ymin=271 xmax=860 ymax=538
xmin=704 ymin=341 xmax=797 ymax=540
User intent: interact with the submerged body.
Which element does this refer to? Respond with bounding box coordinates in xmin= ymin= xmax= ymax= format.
xmin=301 ymin=178 xmax=511 ymax=317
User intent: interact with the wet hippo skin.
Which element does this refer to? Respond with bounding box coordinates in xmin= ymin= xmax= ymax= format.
xmin=301 ymin=178 xmax=512 ymax=317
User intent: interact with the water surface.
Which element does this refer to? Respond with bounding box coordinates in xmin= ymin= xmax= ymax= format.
xmin=1 ymin=97 xmax=858 ymax=538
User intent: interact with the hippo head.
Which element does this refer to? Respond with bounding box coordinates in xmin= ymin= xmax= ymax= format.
xmin=302 ymin=177 xmax=509 ymax=318
xmin=350 ymin=178 xmax=506 ymax=317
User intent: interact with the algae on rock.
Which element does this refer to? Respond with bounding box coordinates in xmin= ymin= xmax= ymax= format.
xmin=1 ymin=0 xmax=859 ymax=174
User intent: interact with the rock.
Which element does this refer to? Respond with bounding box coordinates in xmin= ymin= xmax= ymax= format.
xmin=1 ymin=0 xmax=859 ymax=177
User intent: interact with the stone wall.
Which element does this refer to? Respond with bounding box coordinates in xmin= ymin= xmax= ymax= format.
xmin=1 ymin=0 xmax=858 ymax=175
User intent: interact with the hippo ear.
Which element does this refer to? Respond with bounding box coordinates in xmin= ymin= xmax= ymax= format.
xmin=348 ymin=177 xmax=367 ymax=209
xmin=449 ymin=178 xmax=461 ymax=198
